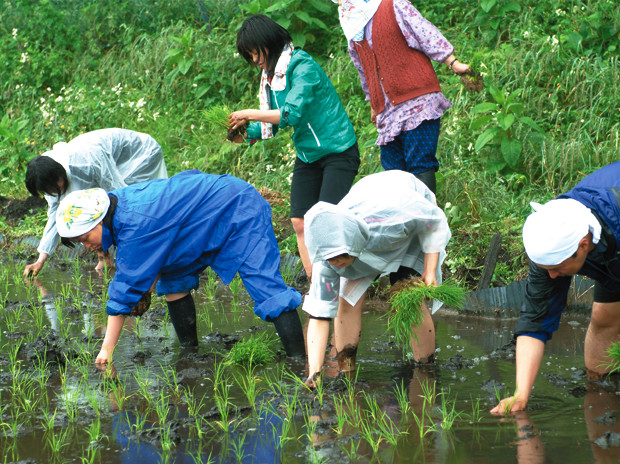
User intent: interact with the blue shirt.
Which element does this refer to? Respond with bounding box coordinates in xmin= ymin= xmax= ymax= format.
xmin=102 ymin=170 xmax=273 ymax=316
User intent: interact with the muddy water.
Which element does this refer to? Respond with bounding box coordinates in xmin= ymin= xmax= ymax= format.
xmin=1 ymin=256 xmax=620 ymax=464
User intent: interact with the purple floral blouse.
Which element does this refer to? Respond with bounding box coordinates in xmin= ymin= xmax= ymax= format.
xmin=348 ymin=0 xmax=454 ymax=145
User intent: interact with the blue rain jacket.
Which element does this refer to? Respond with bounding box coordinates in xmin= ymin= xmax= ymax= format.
xmin=515 ymin=161 xmax=620 ymax=342
xmin=101 ymin=170 xmax=300 ymax=319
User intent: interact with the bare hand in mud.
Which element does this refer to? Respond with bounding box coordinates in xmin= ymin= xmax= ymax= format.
xmin=95 ymin=361 xmax=118 ymax=380
xmin=23 ymin=261 xmax=44 ymax=278
xmin=490 ymin=395 xmax=527 ymax=414
xmin=95 ymin=348 xmax=111 ymax=364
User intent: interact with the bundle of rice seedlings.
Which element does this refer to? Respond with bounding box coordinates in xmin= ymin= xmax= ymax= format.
xmin=226 ymin=331 xmax=276 ymax=367
xmin=203 ymin=105 xmax=248 ymax=142
xmin=459 ymin=51 xmax=484 ymax=93
xmin=605 ymin=341 xmax=620 ymax=374
xmin=387 ymin=278 xmax=466 ymax=351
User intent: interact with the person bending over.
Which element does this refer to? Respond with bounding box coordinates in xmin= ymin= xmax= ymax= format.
xmin=492 ymin=161 xmax=620 ymax=413
xmin=55 ymin=170 xmax=306 ymax=362
xmin=302 ymin=170 xmax=451 ymax=385
xmin=24 ymin=128 xmax=167 ymax=276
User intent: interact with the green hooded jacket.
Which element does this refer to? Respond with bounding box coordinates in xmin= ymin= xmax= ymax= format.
xmin=247 ymin=49 xmax=357 ymax=163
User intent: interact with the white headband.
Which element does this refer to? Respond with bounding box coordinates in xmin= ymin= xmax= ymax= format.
xmin=522 ymin=199 xmax=600 ymax=266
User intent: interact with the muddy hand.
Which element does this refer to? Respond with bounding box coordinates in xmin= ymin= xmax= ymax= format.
xmin=452 ymin=61 xmax=470 ymax=75
xmin=24 ymin=261 xmax=44 ymax=278
xmin=228 ymin=110 xmax=249 ymax=131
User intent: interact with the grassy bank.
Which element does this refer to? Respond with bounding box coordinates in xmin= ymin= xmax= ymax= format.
xmin=0 ymin=0 xmax=617 ymax=287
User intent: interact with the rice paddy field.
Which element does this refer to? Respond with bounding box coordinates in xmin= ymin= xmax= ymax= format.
xmin=1 ymin=244 xmax=619 ymax=464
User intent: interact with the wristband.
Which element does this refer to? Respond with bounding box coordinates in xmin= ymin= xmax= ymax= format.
xmin=448 ymin=57 xmax=457 ymax=69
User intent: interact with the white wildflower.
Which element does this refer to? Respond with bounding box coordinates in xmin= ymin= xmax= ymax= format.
xmin=153 ymin=112 xmax=160 ymax=120
xmin=136 ymin=97 xmax=146 ymax=108
xmin=523 ymin=31 xmax=530 ymax=38
xmin=12 ymin=29 xmax=17 ymax=39
xmin=555 ymin=9 xmax=565 ymax=16
xmin=20 ymin=52 xmax=29 ymax=63
xmin=55 ymin=96 xmax=63 ymax=102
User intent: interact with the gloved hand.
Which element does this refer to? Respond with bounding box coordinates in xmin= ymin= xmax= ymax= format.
xmin=129 ymin=291 xmax=151 ymax=317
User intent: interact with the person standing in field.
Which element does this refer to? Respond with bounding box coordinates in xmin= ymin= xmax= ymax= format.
xmin=492 ymin=162 xmax=620 ymax=414
xmin=229 ymin=14 xmax=360 ymax=280
xmin=23 ymin=128 xmax=167 ymax=276
xmin=333 ymin=0 xmax=470 ymax=193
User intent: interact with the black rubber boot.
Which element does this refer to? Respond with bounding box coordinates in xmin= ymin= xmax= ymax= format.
xmin=271 ymin=309 xmax=306 ymax=358
xmin=167 ymin=293 xmax=198 ymax=347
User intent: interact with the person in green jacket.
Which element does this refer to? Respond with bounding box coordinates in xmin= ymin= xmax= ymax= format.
xmin=229 ymin=14 xmax=360 ymax=280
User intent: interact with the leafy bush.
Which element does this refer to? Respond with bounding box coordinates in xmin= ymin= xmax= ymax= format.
xmin=470 ymin=86 xmax=544 ymax=173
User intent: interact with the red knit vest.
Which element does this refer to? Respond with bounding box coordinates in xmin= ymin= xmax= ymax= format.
xmin=353 ymin=0 xmax=441 ymax=114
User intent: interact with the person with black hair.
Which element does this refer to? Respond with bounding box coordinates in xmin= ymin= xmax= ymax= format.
xmin=229 ymin=14 xmax=360 ymax=280
xmin=23 ymin=128 xmax=167 ymax=277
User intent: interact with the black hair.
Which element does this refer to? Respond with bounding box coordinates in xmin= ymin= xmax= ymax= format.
xmin=25 ymin=156 xmax=68 ymax=198
xmin=236 ymin=14 xmax=292 ymax=75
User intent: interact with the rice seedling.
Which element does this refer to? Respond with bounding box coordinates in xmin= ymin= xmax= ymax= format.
xmin=104 ymin=374 xmax=130 ymax=411
xmin=202 ymin=105 xmax=248 ymax=142
xmin=229 ymin=431 xmax=248 ymax=462
xmin=159 ymin=423 xmax=176 ymax=452
xmin=394 ymin=379 xmax=412 ymax=420
xmin=438 ymin=388 xmax=462 ymax=431
xmin=225 ymin=331 xmax=276 ymax=367
xmin=605 ymin=339 xmax=620 ymax=373
xmin=464 ymin=396 xmax=483 ymax=424
xmin=233 ymin=364 xmax=263 ymax=411
xmin=0 ymin=408 xmax=23 ymax=439
xmin=154 ymin=389 xmax=172 ymax=426
xmin=412 ymin=378 xmax=438 ymax=440
xmin=205 ymin=268 xmax=219 ymax=300
xmin=387 ymin=279 xmax=466 ymax=351
xmin=210 ymin=361 xmax=234 ymax=432
xmin=45 ymin=421 xmax=72 ymax=456
xmin=29 ymin=302 xmax=47 ymax=337
xmin=134 ymin=366 xmax=156 ymax=404
xmin=332 ymin=395 xmax=347 ymax=435
xmin=229 ymin=274 xmax=242 ymax=298
xmin=493 ymin=384 xmax=519 ymax=415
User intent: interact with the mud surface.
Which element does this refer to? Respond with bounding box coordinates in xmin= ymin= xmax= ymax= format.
xmin=0 ymin=195 xmax=46 ymax=225
xmin=1 ymin=252 xmax=619 ymax=463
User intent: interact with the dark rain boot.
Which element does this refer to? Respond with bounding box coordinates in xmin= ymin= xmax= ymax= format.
xmin=272 ymin=309 xmax=306 ymax=358
xmin=167 ymin=293 xmax=198 ymax=347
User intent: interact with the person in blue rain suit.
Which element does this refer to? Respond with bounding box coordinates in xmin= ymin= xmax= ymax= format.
xmin=55 ymin=170 xmax=305 ymax=362
xmin=492 ymin=161 xmax=620 ymax=414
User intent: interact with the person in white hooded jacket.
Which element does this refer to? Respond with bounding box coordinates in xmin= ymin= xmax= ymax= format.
xmin=303 ymin=170 xmax=451 ymax=385
xmin=23 ymin=128 xmax=167 ymax=276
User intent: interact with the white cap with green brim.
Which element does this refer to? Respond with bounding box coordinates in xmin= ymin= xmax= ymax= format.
xmin=56 ymin=188 xmax=110 ymax=238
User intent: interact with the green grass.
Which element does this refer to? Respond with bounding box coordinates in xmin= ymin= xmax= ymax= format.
xmin=1 ymin=0 xmax=617 ymax=286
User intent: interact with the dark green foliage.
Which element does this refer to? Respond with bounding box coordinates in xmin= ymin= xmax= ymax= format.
xmin=387 ymin=281 xmax=466 ymax=351
xmin=226 ymin=332 xmax=276 ymax=367
xmin=0 ymin=0 xmax=617 ymax=285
